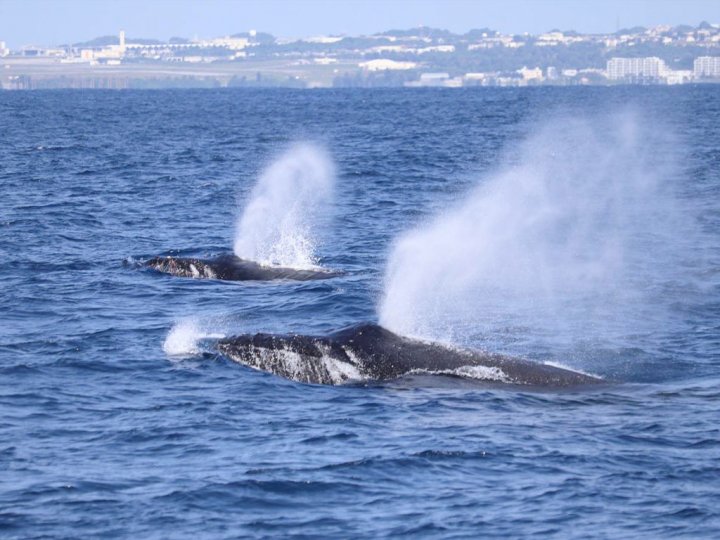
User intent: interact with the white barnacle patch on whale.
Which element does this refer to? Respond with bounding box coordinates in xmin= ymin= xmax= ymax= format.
xmin=320 ymin=345 xmax=365 ymax=383
xmin=229 ymin=342 xmax=350 ymax=385
xmin=409 ymin=365 xmax=510 ymax=382
xmin=243 ymin=344 xmax=306 ymax=380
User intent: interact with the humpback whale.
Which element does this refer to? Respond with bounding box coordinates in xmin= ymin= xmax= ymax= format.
xmin=144 ymin=254 xmax=342 ymax=281
xmin=216 ymin=323 xmax=603 ymax=387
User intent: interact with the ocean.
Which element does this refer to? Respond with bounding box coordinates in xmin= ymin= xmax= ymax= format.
xmin=1 ymin=87 xmax=719 ymax=538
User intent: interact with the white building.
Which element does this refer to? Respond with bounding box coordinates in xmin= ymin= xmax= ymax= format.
xmin=416 ymin=45 xmax=455 ymax=54
xmin=304 ymin=36 xmax=343 ymax=44
xmin=464 ymin=72 xmax=490 ymax=82
xmin=369 ymin=45 xmax=408 ymax=54
xmin=405 ymin=72 xmax=463 ymax=87
xmin=0 ymin=41 xmax=8 ymax=57
xmin=79 ymin=30 xmax=128 ymax=61
xmin=367 ymin=44 xmax=454 ymax=55
xmin=536 ymin=32 xmax=583 ymax=46
xmin=358 ymin=59 xmax=417 ymax=71
xmin=517 ymin=66 xmax=543 ymax=81
xmin=694 ymin=56 xmax=720 ymax=79
xmin=665 ymin=70 xmax=693 ymax=85
xmin=606 ymin=57 xmax=668 ymax=80
xmin=419 ymin=72 xmax=450 ymax=83
xmin=468 ymin=36 xmax=524 ymax=49
xmin=203 ymin=36 xmax=249 ymax=50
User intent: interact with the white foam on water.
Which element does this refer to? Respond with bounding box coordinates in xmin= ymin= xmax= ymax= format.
xmin=163 ymin=318 xmax=225 ymax=358
xmin=234 ymin=142 xmax=335 ymax=270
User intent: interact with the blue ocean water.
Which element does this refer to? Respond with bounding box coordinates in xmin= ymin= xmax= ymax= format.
xmin=1 ymin=87 xmax=719 ymax=538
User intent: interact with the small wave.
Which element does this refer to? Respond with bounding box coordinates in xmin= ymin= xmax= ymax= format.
xmin=163 ymin=319 xmax=224 ymax=358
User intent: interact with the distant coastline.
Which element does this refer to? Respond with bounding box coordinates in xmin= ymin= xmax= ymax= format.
xmin=2 ymin=24 xmax=719 ymax=89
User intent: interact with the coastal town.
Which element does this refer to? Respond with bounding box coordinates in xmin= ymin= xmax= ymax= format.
xmin=2 ymin=22 xmax=719 ymax=89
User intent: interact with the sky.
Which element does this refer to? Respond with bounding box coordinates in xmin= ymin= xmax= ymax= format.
xmin=1 ymin=0 xmax=718 ymax=48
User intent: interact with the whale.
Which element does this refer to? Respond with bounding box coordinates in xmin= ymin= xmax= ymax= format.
xmin=216 ymin=323 xmax=603 ymax=387
xmin=144 ymin=254 xmax=342 ymax=281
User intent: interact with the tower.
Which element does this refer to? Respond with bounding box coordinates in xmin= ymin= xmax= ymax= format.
xmin=119 ymin=30 xmax=126 ymax=54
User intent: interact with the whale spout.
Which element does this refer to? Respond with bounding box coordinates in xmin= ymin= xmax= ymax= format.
xmin=144 ymin=254 xmax=342 ymax=282
xmin=216 ymin=323 xmax=604 ymax=387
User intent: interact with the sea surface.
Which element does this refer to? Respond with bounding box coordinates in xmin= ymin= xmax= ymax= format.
xmin=1 ymin=87 xmax=719 ymax=538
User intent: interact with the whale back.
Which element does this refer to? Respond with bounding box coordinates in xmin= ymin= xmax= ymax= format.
xmin=144 ymin=254 xmax=341 ymax=281
xmin=217 ymin=323 xmax=603 ymax=387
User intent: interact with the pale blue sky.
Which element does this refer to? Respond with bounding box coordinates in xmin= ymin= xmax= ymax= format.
xmin=1 ymin=0 xmax=718 ymax=48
